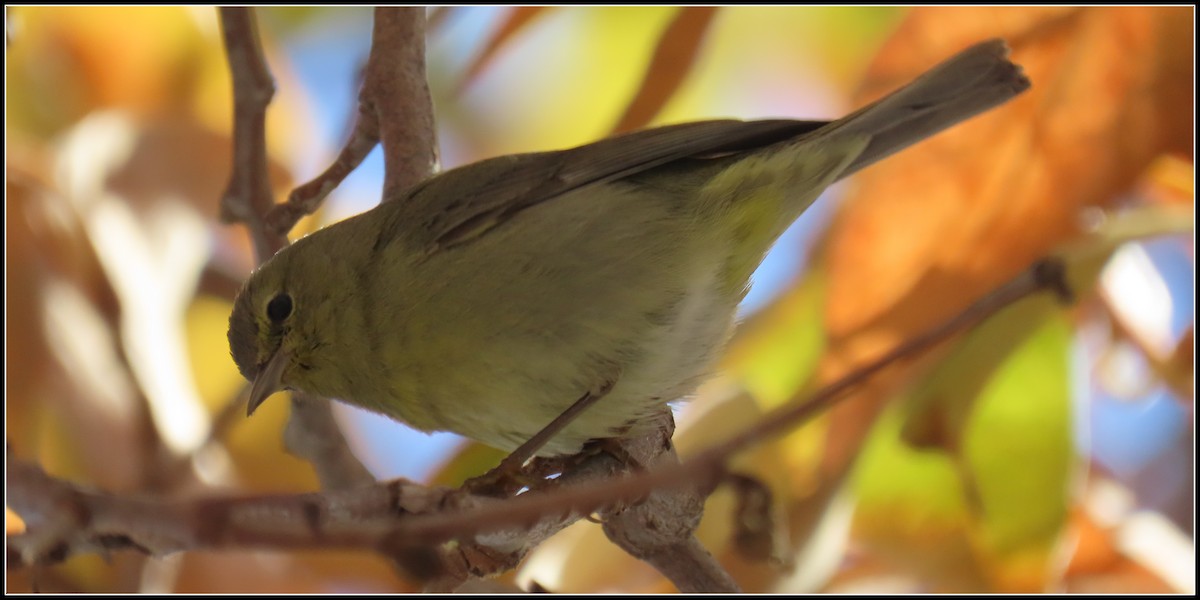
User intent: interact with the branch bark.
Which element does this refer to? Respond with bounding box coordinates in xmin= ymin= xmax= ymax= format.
xmin=268 ymin=7 xmax=437 ymax=234
xmin=367 ymin=7 xmax=437 ymax=199
xmin=216 ymin=7 xmax=286 ymax=261
xmin=598 ymin=412 xmax=741 ymax=593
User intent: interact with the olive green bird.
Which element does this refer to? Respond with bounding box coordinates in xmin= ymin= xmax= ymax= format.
xmin=229 ymin=39 xmax=1029 ymax=457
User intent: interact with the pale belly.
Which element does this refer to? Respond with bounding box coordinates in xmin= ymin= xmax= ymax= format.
xmin=372 ymin=183 xmax=743 ymax=455
xmin=407 ymin=265 xmax=736 ymax=455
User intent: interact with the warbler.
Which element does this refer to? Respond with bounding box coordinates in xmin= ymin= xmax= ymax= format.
xmin=229 ymin=39 xmax=1029 ymax=457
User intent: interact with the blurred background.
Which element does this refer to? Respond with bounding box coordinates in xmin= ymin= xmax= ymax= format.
xmin=5 ymin=6 xmax=1193 ymax=593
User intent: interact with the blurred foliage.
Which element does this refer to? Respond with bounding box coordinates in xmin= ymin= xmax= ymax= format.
xmin=5 ymin=6 xmax=1194 ymax=594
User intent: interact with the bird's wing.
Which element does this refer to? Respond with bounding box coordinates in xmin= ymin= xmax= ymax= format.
xmin=376 ymin=119 xmax=826 ymax=254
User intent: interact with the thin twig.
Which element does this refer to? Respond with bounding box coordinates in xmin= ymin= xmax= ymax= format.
xmin=268 ymin=7 xmax=437 ymax=235
xmin=216 ymin=7 xmax=286 ymax=262
xmin=268 ymin=110 xmax=379 ymax=234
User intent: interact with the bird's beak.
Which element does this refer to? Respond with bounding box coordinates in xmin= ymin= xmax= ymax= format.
xmin=247 ymin=347 xmax=289 ymax=416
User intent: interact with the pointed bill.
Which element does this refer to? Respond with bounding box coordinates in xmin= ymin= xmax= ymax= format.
xmin=247 ymin=347 xmax=289 ymax=416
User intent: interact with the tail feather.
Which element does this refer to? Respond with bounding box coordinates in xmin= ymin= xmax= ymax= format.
xmin=830 ymin=39 xmax=1030 ymax=177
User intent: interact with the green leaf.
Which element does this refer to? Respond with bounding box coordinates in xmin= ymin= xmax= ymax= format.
xmin=961 ymin=314 xmax=1074 ymax=584
xmin=853 ymin=300 xmax=1075 ymax=590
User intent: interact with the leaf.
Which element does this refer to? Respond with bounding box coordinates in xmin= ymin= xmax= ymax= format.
xmin=959 ymin=314 xmax=1074 ymax=591
xmin=6 ymin=7 xmax=208 ymax=131
xmin=1063 ymin=505 xmax=1120 ymax=576
xmin=817 ymin=8 xmax=1195 ymax=587
xmin=216 ymin=393 xmax=318 ymax=493
xmin=1139 ymin=154 xmax=1195 ymax=207
xmin=1067 ymin=559 xmax=1180 ymax=594
xmin=853 ymin=407 xmax=979 ymax=586
xmin=610 ymin=7 xmax=720 ymax=134
xmin=827 ymin=7 xmax=1193 ymax=348
xmin=852 ymin=197 xmax=1191 ymax=592
xmin=5 ymin=158 xmax=156 ymax=490
xmin=456 ymin=7 xmax=552 ymax=94
xmin=898 ymin=292 xmax=1065 ymax=455
xmin=853 ymin=313 xmax=1075 ymax=592
xmin=6 ymin=507 xmax=26 ymax=536
xmin=804 ymin=4 xmax=1194 ymax=493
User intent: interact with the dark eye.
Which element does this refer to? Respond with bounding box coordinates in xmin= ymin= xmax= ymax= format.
xmin=266 ymin=293 xmax=293 ymax=323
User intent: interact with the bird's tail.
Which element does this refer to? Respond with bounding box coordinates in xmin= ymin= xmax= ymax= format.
xmin=830 ymin=38 xmax=1030 ymax=178
xmin=701 ymin=40 xmax=1029 ymax=291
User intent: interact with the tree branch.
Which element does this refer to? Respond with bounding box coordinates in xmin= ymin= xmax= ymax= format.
xmin=5 ymin=450 xmax=452 ymax=567
xmin=8 ymin=258 xmax=1072 ymax=590
xmin=598 ymin=411 xmax=741 ymax=593
xmin=268 ymin=6 xmax=437 ymax=234
xmin=284 ymin=393 xmax=376 ymax=490
xmin=268 ymin=109 xmax=378 ymax=234
xmin=365 ymin=7 xmax=437 ymax=199
xmin=216 ymin=7 xmax=286 ymax=261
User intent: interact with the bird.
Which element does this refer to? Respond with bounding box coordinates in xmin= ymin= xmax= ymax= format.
xmin=228 ymin=39 xmax=1030 ymax=458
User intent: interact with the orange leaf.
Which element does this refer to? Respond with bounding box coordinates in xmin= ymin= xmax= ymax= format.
xmin=1138 ymin=154 xmax=1195 ymax=207
xmin=1064 ymin=505 xmax=1120 ymax=576
xmin=457 ymin=7 xmax=552 ymax=94
xmin=610 ymin=7 xmax=720 ymax=134
xmin=16 ymin=7 xmax=208 ymax=120
xmin=830 ymin=6 xmax=1191 ymax=344
xmin=810 ymin=7 xmax=1194 ymax=472
xmin=6 ymin=507 xmax=26 ymax=536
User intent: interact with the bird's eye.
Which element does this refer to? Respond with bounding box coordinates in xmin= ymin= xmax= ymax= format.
xmin=266 ymin=293 xmax=293 ymax=323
